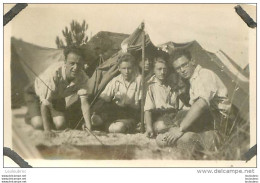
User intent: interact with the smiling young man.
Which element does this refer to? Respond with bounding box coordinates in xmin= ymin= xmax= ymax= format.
xmin=24 ymin=46 xmax=91 ymax=136
xmin=156 ymin=50 xmax=234 ymax=150
xmin=91 ymin=52 xmax=142 ymax=133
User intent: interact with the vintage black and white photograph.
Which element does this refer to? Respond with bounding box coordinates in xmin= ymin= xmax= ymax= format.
xmin=4 ymin=3 xmax=256 ymax=166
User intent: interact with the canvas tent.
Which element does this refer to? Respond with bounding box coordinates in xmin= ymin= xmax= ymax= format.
xmin=11 ymin=38 xmax=64 ymax=108
xmin=87 ymin=23 xmax=163 ymax=103
xmin=11 ymin=31 xmax=129 ymax=108
xmin=11 ymin=23 xmax=249 ymax=122
xmin=161 ymin=41 xmax=249 ymax=121
xmin=87 ymin=23 xmax=249 ymax=121
xmin=84 ymin=31 xmax=129 ymax=76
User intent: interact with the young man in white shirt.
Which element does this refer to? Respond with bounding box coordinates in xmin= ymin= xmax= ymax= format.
xmin=156 ymin=50 xmax=235 ymax=150
xmin=91 ymin=53 xmax=142 ymax=133
xmin=144 ymin=57 xmax=179 ymax=138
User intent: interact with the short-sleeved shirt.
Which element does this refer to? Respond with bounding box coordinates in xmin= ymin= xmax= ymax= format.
xmin=189 ymin=65 xmax=231 ymax=117
xmin=34 ymin=62 xmax=89 ymax=105
xmin=100 ymin=74 xmax=142 ymax=109
xmin=144 ymin=75 xmax=178 ymax=112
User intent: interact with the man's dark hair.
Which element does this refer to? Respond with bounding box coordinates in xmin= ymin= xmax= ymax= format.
xmin=63 ymin=46 xmax=84 ymax=60
xmin=117 ymin=52 xmax=136 ymax=65
xmin=170 ymin=49 xmax=192 ymax=64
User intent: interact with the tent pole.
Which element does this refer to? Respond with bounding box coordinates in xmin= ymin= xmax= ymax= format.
xmin=140 ymin=26 xmax=146 ymax=133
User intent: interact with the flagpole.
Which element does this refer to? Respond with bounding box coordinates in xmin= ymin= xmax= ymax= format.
xmin=140 ymin=22 xmax=145 ymax=133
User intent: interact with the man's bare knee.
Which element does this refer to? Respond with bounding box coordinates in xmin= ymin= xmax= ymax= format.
xmin=153 ymin=120 xmax=168 ymax=134
xmin=53 ymin=116 xmax=66 ymax=130
xmin=108 ymin=122 xmax=126 ymax=133
xmin=31 ymin=116 xmax=43 ymax=130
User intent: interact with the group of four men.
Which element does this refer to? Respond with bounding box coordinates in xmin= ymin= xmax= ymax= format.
xmin=24 ymin=46 xmax=235 ymax=149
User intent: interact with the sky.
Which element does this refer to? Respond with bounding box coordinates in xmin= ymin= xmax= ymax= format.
xmin=5 ymin=4 xmax=256 ymax=69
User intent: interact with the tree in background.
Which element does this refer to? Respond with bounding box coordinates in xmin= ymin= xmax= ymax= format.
xmin=55 ymin=20 xmax=89 ymax=48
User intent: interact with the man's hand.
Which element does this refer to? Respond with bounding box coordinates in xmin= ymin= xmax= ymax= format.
xmin=145 ymin=128 xmax=155 ymax=138
xmin=44 ymin=130 xmax=56 ymax=138
xmin=165 ymin=127 xmax=184 ymax=146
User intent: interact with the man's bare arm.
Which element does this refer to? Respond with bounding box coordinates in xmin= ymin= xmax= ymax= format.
xmin=80 ymin=97 xmax=92 ymax=131
xmin=40 ymin=103 xmax=52 ymax=131
xmin=144 ymin=110 xmax=154 ymax=138
xmin=180 ymin=98 xmax=208 ymax=132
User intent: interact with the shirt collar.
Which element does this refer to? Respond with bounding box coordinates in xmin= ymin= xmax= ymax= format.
xmin=116 ymin=74 xmax=125 ymax=83
xmin=148 ymin=75 xmax=170 ymax=87
xmin=190 ymin=64 xmax=202 ymax=82
xmin=116 ymin=73 xmax=136 ymax=84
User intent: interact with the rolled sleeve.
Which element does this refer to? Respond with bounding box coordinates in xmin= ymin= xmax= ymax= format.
xmin=77 ymin=89 xmax=88 ymax=99
xmin=34 ymin=76 xmax=56 ymax=104
xmin=100 ymin=79 xmax=115 ymax=102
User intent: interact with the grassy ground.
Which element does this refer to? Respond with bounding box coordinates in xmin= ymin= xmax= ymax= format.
xmin=11 ymin=107 xmax=249 ymax=160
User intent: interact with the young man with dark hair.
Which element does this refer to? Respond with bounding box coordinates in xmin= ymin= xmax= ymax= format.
xmin=24 ymin=46 xmax=91 ymax=136
xmin=156 ymin=49 xmax=234 ymax=150
xmin=91 ymin=52 xmax=142 ymax=133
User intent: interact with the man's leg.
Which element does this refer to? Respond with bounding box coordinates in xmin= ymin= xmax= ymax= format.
xmin=24 ymin=85 xmax=43 ymax=130
xmin=65 ymin=96 xmax=82 ymax=129
xmin=90 ymin=99 xmax=113 ymax=127
xmin=108 ymin=105 xmax=137 ymax=134
xmin=156 ymin=128 xmax=201 ymax=149
xmin=153 ymin=110 xmax=178 ymax=134
xmin=199 ymin=130 xmax=220 ymax=151
xmin=153 ymin=120 xmax=168 ymax=134
xmin=51 ymin=98 xmax=67 ymax=130
xmin=91 ymin=101 xmax=126 ymax=131
xmin=176 ymin=131 xmax=201 ymax=150
xmin=52 ymin=116 xmax=66 ymax=130
xmin=31 ymin=116 xmax=43 ymax=130
xmin=108 ymin=119 xmax=135 ymax=133
xmin=172 ymin=109 xmax=214 ymax=133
